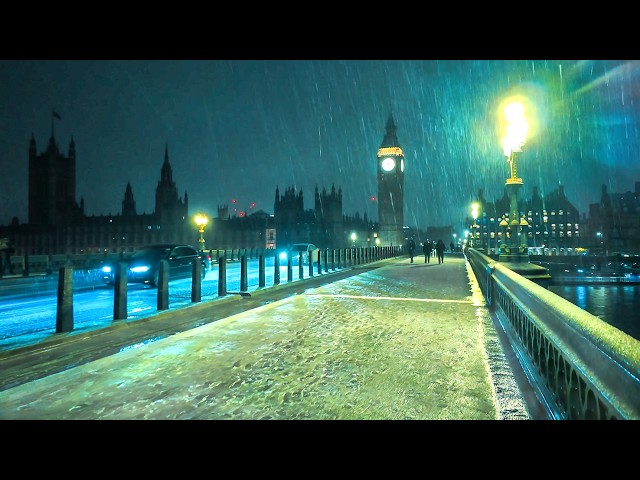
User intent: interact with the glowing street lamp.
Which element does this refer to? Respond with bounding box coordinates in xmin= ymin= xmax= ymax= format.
xmin=471 ymin=202 xmax=479 ymax=248
xmin=351 ymin=232 xmax=357 ymax=245
xmin=195 ymin=214 xmax=208 ymax=251
xmin=499 ymin=97 xmax=530 ymax=261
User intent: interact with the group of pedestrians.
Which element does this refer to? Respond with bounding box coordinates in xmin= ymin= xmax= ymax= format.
xmin=406 ymin=238 xmax=446 ymax=264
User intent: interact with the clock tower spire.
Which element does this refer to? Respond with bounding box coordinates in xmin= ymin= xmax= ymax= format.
xmin=376 ymin=113 xmax=405 ymax=246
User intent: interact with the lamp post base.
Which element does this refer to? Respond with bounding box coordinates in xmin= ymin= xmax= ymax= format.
xmin=498 ymin=255 xmax=552 ymax=288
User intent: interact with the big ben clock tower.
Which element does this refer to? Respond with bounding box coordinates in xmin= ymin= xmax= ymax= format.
xmin=377 ymin=113 xmax=405 ymax=246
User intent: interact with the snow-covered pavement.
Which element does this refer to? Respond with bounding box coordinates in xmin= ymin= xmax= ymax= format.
xmin=0 ymin=255 xmax=530 ymax=420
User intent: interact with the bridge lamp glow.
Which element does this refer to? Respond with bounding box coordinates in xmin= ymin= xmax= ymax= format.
xmin=195 ymin=214 xmax=209 ymax=250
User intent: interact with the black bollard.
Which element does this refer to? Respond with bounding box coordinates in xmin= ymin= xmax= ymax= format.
xmin=259 ymin=254 xmax=265 ymax=287
xmin=192 ymin=260 xmax=201 ymax=303
xmin=274 ymin=253 xmax=280 ymax=285
xmin=298 ymin=252 xmax=304 ymax=279
xmin=157 ymin=260 xmax=169 ymax=311
xmin=218 ymin=256 xmax=227 ymax=296
xmin=56 ymin=266 xmax=74 ymax=333
xmin=113 ymin=261 xmax=128 ymax=320
xmin=240 ymin=255 xmax=248 ymax=292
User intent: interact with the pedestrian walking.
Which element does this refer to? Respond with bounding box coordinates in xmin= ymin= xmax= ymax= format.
xmin=436 ymin=239 xmax=446 ymax=264
xmin=423 ymin=241 xmax=432 ymax=263
xmin=450 ymin=241 xmax=455 ymax=253
xmin=407 ymin=238 xmax=416 ymax=263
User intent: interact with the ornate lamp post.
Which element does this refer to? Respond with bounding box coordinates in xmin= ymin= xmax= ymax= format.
xmin=471 ymin=202 xmax=480 ymax=250
xmin=498 ymin=99 xmax=529 ymax=263
xmin=499 ymin=214 xmax=508 ymax=254
xmin=195 ymin=214 xmax=208 ymax=251
xmin=494 ymin=97 xmax=551 ymax=285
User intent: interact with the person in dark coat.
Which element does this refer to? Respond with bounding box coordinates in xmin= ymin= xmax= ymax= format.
xmin=407 ymin=238 xmax=416 ymax=263
xmin=436 ymin=239 xmax=446 ymax=264
xmin=423 ymin=241 xmax=432 ymax=263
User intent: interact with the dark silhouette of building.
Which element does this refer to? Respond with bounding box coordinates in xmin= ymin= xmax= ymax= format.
xmin=273 ymin=184 xmax=377 ymax=249
xmin=377 ymin=113 xmax=405 ymax=246
xmin=0 ymin=116 xmax=381 ymax=256
xmin=28 ymin=131 xmax=84 ymax=226
xmin=587 ymin=182 xmax=640 ymax=254
xmin=1 ymin=127 xmax=192 ymax=256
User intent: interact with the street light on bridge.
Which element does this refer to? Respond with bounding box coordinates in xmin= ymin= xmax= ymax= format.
xmin=499 ymin=98 xmax=530 ymax=262
xmin=471 ymin=202 xmax=479 ymax=249
xmin=195 ymin=214 xmax=209 ymax=251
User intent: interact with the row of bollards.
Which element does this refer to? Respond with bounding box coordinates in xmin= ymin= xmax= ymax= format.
xmin=55 ymin=246 xmax=401 ymax=334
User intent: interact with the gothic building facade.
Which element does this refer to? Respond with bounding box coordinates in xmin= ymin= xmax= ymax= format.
xmin=273 ymin=184 xmax=376 ymax=249
xmin=376 ymin=113 xmax=405 ymax=246
xmin=0 ymin=129 xmax=193 ymax=256
xmin=468 ymin=185 xmax=584 ymax=254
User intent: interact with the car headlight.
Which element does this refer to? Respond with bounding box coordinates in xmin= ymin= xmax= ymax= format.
xmin=102 ymin=265 xmax=112 ymax=273
xmin=130 ymin=266 xmax=150 ymax=273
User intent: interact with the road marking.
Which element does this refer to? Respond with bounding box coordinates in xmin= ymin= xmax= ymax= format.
xmin=305 ymin=293 xmax=472 ymax=304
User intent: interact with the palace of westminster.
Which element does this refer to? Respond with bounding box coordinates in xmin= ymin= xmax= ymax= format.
xmin=1 ymin=114 xmax=640 ymax=257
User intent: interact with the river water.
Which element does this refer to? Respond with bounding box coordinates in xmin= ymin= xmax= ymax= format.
xmin=548 ymin=284 xmax=640 ymax=342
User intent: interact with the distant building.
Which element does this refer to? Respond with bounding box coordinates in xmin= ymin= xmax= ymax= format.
xmin=274 ymin=184 xmax=377 ymax=249
xmin=0 ymin=128 xmax=192 ymax=256
xmin=469 ymin=185 xmax=584 ymax=255
xmin=587 ymin=182 xmax=640 ymax=254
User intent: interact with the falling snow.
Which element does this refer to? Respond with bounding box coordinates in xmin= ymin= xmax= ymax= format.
xmin=1 ymin=60 xmax=639 ymax=230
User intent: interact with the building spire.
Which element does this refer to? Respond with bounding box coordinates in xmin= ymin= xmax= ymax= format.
xmin=380 ymin=112 xmax=399 ymax=148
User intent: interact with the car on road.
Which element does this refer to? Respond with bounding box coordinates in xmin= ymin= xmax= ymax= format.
xmin=278 ymin=243 xmax=319 ymax=266
xmin=102 ymin=244 xmax=207 ymax=287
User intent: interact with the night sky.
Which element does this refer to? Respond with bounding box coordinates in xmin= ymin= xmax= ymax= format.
xmin=1 ymin=60 xmax=639 ymax=232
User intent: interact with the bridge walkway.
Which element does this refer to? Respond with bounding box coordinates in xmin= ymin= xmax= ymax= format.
xmin=0 ymin=254 xmax=548 ymax=419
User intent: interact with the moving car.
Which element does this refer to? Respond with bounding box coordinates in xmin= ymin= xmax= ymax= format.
xmin=278 ymin=243 xmax=319 ymax=266
xmin=102 ymin=244 xmax=207 ymax=287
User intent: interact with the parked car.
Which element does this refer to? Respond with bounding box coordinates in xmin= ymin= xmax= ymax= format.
xmin=278 ymin=243 xmax=319 ymax=266
xmin=102 ymin=244 xmax=207 ymax=287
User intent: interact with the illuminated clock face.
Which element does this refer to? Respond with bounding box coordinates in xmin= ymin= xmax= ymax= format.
xmin=381 ymin=157 xmax=396 ymax=172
